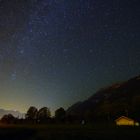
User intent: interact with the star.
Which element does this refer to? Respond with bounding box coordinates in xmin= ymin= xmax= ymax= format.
xmin=89 ymin=49 xmax=93 ymax=53
xmin=11 ymin=71 xmax=17 ymax=81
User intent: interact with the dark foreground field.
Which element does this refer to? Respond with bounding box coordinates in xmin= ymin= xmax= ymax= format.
xmin=0 ymin=124 xmax=140 ymax=140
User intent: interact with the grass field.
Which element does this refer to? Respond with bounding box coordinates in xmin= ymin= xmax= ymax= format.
xmin=0 ymin=124 xmax=140 ymax=140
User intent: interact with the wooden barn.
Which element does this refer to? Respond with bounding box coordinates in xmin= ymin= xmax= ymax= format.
xmin=115 ymin=116 xmax=138 ymax=126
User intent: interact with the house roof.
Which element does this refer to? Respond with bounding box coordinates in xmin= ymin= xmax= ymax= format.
xmin=115 ymin=116 xmax=134 ymax=122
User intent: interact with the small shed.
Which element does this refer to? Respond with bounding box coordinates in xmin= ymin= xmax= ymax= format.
xmin=115 ymin=116 xmax=136 ymax=126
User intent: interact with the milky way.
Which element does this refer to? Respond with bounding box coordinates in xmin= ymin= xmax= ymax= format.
xmin=0 ymin=0 xmax=140 ymax=113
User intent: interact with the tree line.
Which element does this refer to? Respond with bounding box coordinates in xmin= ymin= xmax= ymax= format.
xmin=2 ymin=95 xmax=140 ymax=124
xmin=0 ymin=102 xmax=138 ymax=125
xmin=0 ymin=106 xmax=66 ymax=124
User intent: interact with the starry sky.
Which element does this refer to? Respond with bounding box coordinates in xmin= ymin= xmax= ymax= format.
xmin=0 ymin=0 xmax=140 ymax=113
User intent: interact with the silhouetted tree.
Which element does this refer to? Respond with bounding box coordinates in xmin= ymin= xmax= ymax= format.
xmin=1 ymin=114 xmax=16 ymax=124
xmin=37 ymin=107 xmax=51 ymax=123
xmin=55 ymin=107 xmax=66 ymax=122
xmin=25 ymin=106 xmax=38 ymax=123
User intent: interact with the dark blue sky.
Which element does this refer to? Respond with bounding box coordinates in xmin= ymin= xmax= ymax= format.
xmin=0 ymin=0 xmax=140 ymax=113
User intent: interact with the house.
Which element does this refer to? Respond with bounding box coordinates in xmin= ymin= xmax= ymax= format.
xmin=115 ymin=116 xmax=139 ymax=126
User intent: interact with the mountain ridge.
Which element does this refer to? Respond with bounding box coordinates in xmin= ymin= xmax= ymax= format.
xmin=67 ymin=75 xmax=140 ymax=121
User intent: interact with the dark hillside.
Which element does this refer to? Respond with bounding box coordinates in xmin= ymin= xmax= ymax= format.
xmin=67 ymin=75 xmax=140 ymax=122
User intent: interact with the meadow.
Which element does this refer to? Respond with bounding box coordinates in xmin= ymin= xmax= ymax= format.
xmin=0 ymin=124 xmax=140 ymax=140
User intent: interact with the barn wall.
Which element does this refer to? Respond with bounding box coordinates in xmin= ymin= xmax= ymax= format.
xmin=116 ymin=118 xmax=134 ymax=126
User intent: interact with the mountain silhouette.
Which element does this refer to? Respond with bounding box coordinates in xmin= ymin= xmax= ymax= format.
xmin=67 ymin=75 xmax=140 ymax=121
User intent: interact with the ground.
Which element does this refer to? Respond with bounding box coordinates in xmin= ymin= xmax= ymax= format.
xmin=0 ymin=124 xmax=140 ymax=140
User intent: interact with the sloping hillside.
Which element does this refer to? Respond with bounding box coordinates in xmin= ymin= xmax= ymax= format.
xmin=67 ymin=75 xmax=140 ymax=121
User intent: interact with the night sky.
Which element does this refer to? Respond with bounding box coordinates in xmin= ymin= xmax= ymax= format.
xmin=0 ymin=0 xmax=140 ymax=113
